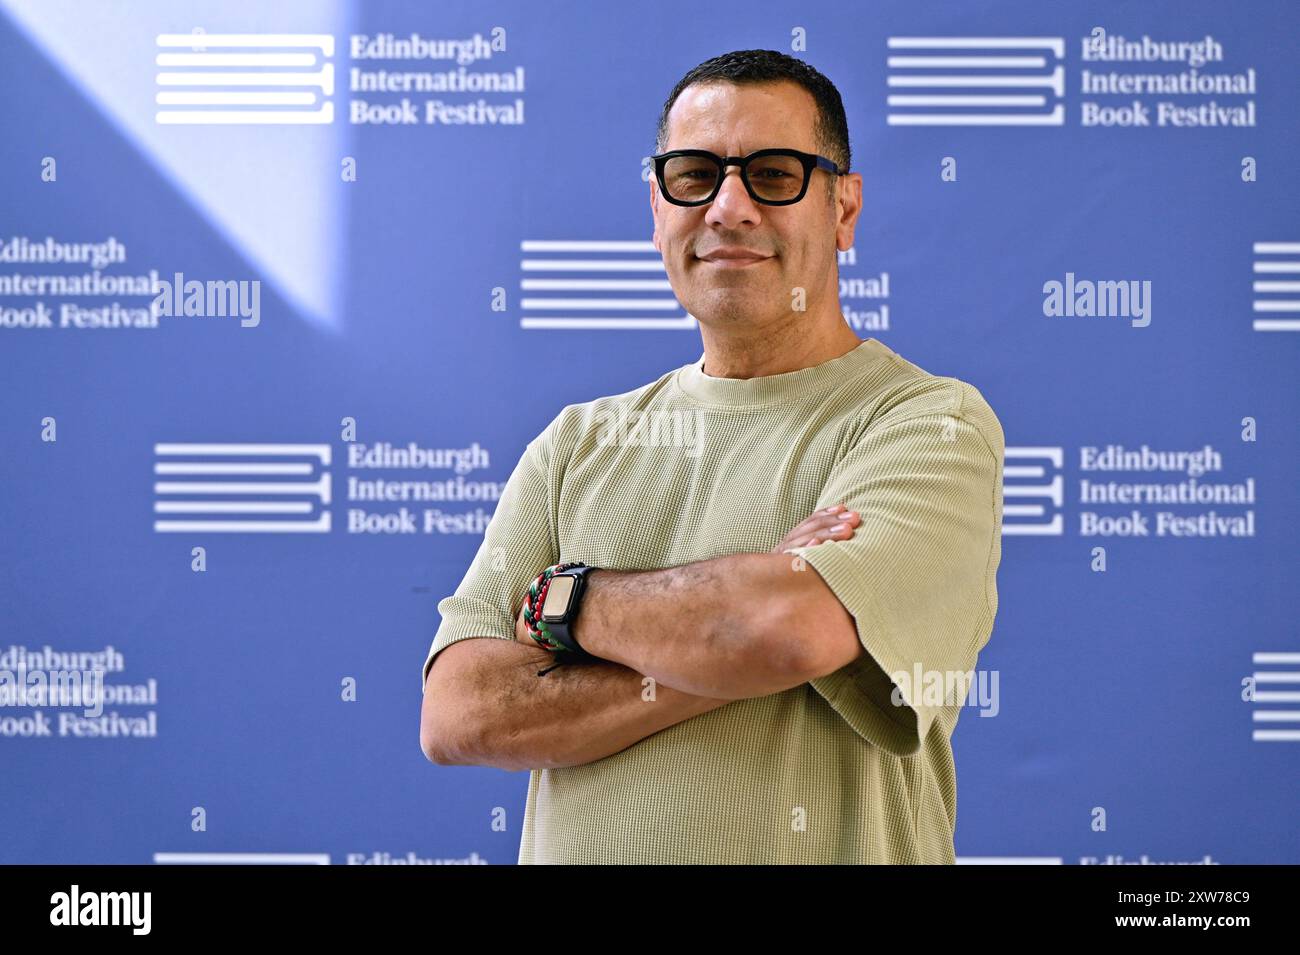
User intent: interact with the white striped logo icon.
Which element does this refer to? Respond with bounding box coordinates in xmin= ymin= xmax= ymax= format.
xmin=1251 ymin=242 xmax=1300 ymax=331
xmin=1002 ymin=446 xmax=1064 ymax=535
xmin=886 ymin=36 xmax=1065 ymax=126
xmin=154 ymin=32 xmax=334 ymax=125
xmin=1250 ymin=652 xmax=1300 ymax=742
xmin=519 ymin=240 xmax=696 ymax=330
xmin=153 ymin=443 xmax=331 ymax=533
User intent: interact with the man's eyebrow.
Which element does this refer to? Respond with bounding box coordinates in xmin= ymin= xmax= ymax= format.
xmin=668 ymin=145 xmax=810 ymax=154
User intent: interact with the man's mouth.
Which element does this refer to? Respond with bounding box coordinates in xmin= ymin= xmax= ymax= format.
xmin=696 ymin=248 xmax=773 ymax=268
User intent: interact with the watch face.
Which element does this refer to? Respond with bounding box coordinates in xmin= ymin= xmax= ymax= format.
xmin=540 ymin=575 xmax=576 ymax=622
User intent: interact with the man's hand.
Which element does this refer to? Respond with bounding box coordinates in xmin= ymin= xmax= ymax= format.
xmin=771 ymin=502 xmax=860 ymax=553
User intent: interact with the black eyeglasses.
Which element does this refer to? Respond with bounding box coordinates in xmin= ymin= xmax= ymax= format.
xmin=650 ymin=148 xmax=845 ymax=207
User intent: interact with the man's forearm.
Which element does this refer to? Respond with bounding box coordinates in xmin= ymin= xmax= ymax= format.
xmin=443 ymin=638 xmax=733 ymax=772
xmin=572 ymin=551 xmax=811 ymax=700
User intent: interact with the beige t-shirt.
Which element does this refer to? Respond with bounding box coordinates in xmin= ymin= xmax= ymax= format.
xmin=422 ymin=337 xmax=1005 ymax=863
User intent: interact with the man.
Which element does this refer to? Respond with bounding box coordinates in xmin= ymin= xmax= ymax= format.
xmin=420 ymin=49 xmax=1004 ymax=864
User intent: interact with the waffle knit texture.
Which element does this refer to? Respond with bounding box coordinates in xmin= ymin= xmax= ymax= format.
xmin=423 ymin=337 xmax=1004 ymax=864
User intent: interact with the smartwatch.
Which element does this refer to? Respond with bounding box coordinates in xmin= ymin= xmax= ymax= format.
xmin=538 ymin=563 xmax=599 ymax=655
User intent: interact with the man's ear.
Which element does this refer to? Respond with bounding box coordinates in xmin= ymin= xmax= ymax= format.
xmin=835 ymin=171 xmax=864 ymax=253
xmin=650 ymin=178 xmax=661 ymax=252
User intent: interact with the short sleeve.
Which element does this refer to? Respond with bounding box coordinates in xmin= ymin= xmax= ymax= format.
xmin=791 ymin=379 xmax=1004 ymax=756
xmin=421 ymin=415 xmax=563 ymax=688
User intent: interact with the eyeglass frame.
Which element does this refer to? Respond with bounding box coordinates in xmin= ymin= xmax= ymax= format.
xmin=650 ymin=147 xmax=846 ymax=207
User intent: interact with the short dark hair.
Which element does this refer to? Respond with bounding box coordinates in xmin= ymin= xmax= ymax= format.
xmin=654 ymin=49 xmax=852 ymax=194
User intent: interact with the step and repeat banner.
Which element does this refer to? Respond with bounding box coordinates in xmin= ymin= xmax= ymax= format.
xmin=1 ymin=0 xmax=1296 ymax=865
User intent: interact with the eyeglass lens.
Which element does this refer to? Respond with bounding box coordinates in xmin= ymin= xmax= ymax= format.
xmin=662 ymin=154 xmax=806 ymax=203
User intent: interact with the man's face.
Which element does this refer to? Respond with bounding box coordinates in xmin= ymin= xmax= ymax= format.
xmin=650 ymin=80 xmax=860 ymax=331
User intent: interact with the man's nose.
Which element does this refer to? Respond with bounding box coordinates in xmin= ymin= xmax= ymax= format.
xmin=705 ymin=167 xmax=761 ymax=226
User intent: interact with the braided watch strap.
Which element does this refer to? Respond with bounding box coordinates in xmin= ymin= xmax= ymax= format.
xmin=521 ymin=561 xmax=588 ymax=653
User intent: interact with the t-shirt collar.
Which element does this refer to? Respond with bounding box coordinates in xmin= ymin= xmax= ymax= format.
xmin=674 ymin=337 xmax=889 ymax=408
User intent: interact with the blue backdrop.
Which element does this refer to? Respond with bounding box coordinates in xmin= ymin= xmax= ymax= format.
xmin=1 ymin=0 xmax=1296 ymax=865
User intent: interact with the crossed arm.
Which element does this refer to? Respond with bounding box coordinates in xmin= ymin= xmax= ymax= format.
xmin=421 ymin=509 xmax=866 ymax=771
xmin=556 ymin=551 xmax=863 ymax=699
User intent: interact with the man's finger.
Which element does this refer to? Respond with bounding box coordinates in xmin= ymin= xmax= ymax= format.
xmin=797 ymin=509 xmax=860 ymax=536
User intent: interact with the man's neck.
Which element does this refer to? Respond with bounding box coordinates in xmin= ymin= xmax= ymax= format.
xmin=699 ymin=322 xmax=863 ymax=380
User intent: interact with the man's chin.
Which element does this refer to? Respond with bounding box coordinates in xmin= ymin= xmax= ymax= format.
xmin=684 ymin=291 xmax=771 ymax=323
